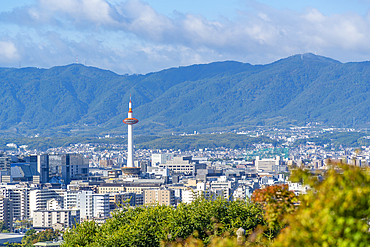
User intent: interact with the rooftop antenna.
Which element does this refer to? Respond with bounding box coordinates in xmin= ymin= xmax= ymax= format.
xmin=76 ymin=55 xmax=79 ymax=64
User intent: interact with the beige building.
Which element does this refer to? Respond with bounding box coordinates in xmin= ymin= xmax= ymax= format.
xmin=144 ymin=189 xmax=175 ymax=206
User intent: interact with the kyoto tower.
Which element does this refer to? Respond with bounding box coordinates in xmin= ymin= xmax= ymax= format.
xmin=123 ymin=96 xmax=139 ymax=167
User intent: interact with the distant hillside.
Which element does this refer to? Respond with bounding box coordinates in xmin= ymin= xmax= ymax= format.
xmin=0 ymin=53 xmax=369 ymax=136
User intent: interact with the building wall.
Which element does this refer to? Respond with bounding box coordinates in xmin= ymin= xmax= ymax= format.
xmin=144 ymin=189 xmax=175 ymax=206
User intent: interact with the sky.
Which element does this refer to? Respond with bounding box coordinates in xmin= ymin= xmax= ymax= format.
xmin=1 ymin=0 xmax=370 ymax=74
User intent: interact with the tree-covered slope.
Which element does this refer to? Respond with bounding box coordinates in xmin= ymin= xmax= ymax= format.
xmin=0 ymin=53 xmax=368 ymax=136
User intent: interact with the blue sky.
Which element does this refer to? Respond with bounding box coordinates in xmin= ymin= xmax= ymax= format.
xmin=1 ymin=0 xmax=370 ymax=74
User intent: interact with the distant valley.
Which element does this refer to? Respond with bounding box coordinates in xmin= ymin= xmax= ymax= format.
xmin=0 ymin=53 xmax=369 ymax=137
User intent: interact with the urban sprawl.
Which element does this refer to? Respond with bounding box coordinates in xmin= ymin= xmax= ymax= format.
xmin=0 ymin=125 xmax=368 ymax=234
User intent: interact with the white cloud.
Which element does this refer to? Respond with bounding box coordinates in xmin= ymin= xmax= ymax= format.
xmin=1 ymin=0 xmax=370 ymax=74
xmin=0 ymin=41 xmax=19 ymax=61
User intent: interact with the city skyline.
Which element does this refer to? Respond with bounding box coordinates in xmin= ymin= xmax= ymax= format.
xmin=0 ymin=0 xmax=370 ymax=74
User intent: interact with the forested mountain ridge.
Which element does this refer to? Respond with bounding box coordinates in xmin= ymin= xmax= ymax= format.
xmin=0 ymin=53 xmax=368 ymax=136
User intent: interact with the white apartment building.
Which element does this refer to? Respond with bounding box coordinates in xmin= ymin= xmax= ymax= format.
xmin=29 ymin=189 xmax=65 ymax=218
xmin=0 ymin=186 xmax=31 ymax=220
xmin=76 ymin=191 xmax=110 ymax=220
xmin=181 ymin=189 xmax=214 ymax=204
xmin=33 ymin=209 xmax=80 ymax=230
xmin=64 ymin=190 xmax=78 ymax=209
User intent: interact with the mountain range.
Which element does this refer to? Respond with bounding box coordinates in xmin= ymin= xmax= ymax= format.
xmin=0 ymin=53 xmax=369 ymax=136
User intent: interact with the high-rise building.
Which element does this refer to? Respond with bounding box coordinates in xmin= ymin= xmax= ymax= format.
xmin=37 ymin=154 xmax=49 ymax=184
xmin=63 ymin=190 xmax=78 ymax=209
xmin=109 ymin=192 xmax=136 ymax=210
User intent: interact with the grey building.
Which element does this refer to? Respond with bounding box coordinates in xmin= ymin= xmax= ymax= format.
xmin=159 ymin=156 xmax=206 ymax=175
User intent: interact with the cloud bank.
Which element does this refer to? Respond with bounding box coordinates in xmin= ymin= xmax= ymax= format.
xmin=0 ymin=0 xmax=370 ymax=74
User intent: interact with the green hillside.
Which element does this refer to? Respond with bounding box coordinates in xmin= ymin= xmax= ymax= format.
xmin=0 ymin=53 xmax=369 ymax=136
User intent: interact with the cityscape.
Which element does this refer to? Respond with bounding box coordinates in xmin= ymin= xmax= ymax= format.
xmin=0 ymin=99 xmax=369 ymax=245
xmin=1 ymin=0 xmax=370 ymax=246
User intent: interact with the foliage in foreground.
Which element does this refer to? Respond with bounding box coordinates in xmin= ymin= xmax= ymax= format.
xmin=273 ymin=164 xmax=370 ymax=247
xmin=169 ymin=164 xmax=370 ymax=247
xmin=251 ymin=184 xmax=297 ymax=238
xmin=62 ymin=197 xmax=265 ymax=247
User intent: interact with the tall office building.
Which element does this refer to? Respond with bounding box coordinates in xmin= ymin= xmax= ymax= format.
xmin=37 ymin=155 xmax=49 ymax=184
xmin=48 ymin=154 xmax=89 ymax=184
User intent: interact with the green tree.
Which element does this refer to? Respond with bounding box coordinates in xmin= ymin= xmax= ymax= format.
xmin=0 ymin=220 xmax=10 ymax=233
xmin=21 ymin=229 xmax=60 ymax=247
xmin=62 ymin=197 xmax=265 ymax=247
xmin=274 ymin=164 xmax=370 ymax=247
xmin=62 ymin=220 xmax=99 ymax=246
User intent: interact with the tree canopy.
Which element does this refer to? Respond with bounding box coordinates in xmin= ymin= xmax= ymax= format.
xmin=62 ymin=197 xmax=265 ymax=247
